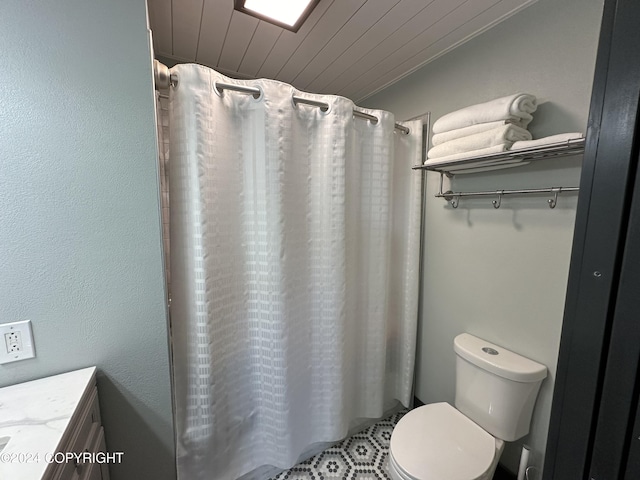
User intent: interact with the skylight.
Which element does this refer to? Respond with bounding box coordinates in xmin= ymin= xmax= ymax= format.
xmin=235 ymin=0 xmax=319 ymax=32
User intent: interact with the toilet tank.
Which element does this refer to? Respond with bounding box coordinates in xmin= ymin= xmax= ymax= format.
xmin=454 ymin=333 xmax=547 ymax=442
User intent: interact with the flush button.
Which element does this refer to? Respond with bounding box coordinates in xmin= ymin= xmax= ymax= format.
xmin=482 ymin=347 xmax=499 ymax=355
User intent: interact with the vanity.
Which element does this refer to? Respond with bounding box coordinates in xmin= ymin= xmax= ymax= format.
xmin=0 ymin=367 xmax=110 ymax=480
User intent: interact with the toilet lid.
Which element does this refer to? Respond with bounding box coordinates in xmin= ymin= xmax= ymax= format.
xmin=390 ymin=403 xmax=495 ymax=480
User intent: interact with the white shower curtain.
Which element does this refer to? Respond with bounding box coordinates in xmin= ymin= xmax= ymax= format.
xmin=168 ymin=64 xmax=422 ymax=480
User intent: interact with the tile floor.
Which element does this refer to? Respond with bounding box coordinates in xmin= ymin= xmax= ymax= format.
xmin=268 ymin=407 xmax=517 ymax=480
xmin=270 ymin=410 xmax=408 ymax=480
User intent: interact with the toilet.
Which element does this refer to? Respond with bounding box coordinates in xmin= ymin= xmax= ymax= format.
xmin=388 ymin=333 xmax=547 ymax=480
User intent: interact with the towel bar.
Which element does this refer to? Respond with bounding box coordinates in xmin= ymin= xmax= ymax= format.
xmin=437 ymin=176 xmax=579 ymax=209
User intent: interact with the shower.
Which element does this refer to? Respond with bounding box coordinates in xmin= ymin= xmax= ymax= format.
xmin=155 ymin=62 xmax=424 ymax=480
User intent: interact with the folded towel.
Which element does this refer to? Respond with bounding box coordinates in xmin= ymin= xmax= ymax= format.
xmin=424 ymin=145 xmax=508 ymax=166
xmin=427 ymin=124 xmax=532 ymax=159
xmin=432 ymin=93 xmax=537 ymax=134
xmin=432 ymin=120 xmax=514 ymax=146
xmin=510 ymin=132 xmax=584 ymax=150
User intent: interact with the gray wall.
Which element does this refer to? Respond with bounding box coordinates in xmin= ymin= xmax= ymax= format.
xmin=363 ymin=0 xmax=603 ymax=475
xmin=0 ymin=1 xmax=175 ymax=479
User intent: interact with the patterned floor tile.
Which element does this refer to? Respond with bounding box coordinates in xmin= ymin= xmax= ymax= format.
xmin=370 ymin=423 xmax=394 ymax=449
xmin=270 ymin=409 xmax=407 ymax=480
xmin=344 ymin=435 xmax=382 ymax=467
xmin=312 ymin=450 xmax=352 ymax=479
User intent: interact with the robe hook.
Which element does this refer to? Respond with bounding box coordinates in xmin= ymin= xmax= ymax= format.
xmin=548 ymin=188 xmax=560 ymax=209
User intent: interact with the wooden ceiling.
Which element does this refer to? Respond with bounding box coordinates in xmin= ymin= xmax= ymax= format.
xmin=148 ymin=0 xmax=536 ymax=102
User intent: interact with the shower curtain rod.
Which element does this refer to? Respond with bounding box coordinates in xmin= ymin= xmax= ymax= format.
xmin=217 ymin=82 xmax=411 ymax=135
xmin=153 ymin=61 xmax=410 ymax=135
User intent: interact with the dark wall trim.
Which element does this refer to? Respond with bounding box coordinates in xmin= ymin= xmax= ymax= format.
xmin=590 ymin=134 xmax=640 ymax=477
xmin=544 ymin=0 xmax=640 ymax=478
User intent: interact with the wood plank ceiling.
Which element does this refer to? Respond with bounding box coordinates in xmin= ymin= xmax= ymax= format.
xmin=148 ymin=0 xmax=537 ymax=103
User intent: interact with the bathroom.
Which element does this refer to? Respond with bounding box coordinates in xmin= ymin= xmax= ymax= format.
xmin=2 ymin=0 xmax=639 ymax=479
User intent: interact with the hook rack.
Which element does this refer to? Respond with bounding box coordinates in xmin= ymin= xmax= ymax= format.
xmin=438 ymin=173 xmax=579 ymax=209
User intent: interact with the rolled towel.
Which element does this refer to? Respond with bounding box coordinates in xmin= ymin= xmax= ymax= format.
xmin=427 ymin=124 xmax=532 ymax=159
xmin=432 ymin=93 xmax=537 ymax=134
xmin=424 ymin=145 xmax=508 ymax=166
xmin=510 ymin=132 xmax=584 ymax=150
xmin=432 ymin=120 xmax=514 ymax=146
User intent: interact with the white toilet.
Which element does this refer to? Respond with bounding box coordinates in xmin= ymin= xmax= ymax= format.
xmin=388 ymin=333 xmax=547 ymax=480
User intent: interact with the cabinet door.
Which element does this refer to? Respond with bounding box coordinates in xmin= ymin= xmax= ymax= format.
xmin=53 ymin=457 xmax=81 ymax=480
xmin=84 ymin=463 xmax=103 ymax=480
xmin=96 ymin=428 xmax=110 ymax=480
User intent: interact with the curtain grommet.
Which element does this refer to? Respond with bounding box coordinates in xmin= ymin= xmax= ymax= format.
xmin=213 ymin=82 xmax=264 ymax=102
xmin=249 ymin=86 xmax=264 ymax=102
xmin=291 ymin=95 xmax=332 ymax=115
xmin=212 ymin=81 xmax=223 ymax=98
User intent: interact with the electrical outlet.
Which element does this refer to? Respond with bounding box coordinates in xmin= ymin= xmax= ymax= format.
xmin=0 ymin=320 xmax=35 ymax=365
xmin=5 ymin=331 xmax=23 ymax=353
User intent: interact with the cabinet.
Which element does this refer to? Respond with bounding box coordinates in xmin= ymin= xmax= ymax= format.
xmin=46 ymin=374 xmax=110 ymax=480
xmin=0 ymin=367 xmax=109 ymax=480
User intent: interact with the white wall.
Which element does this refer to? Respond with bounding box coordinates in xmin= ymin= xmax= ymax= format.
xmin=0 ymin=1 xmax=174 ymax=479
xmin=363 ymin=0 xmax=604 ymax=474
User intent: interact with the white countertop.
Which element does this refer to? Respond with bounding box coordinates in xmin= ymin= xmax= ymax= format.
xmin=0 ymin=367 xmax=96 ymax=479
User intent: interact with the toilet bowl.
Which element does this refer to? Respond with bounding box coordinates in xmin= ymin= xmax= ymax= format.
xmin=388 ymin=403 xmax=503 ymax=480
xmin=388 ymin=333 xmax=547 ymax=480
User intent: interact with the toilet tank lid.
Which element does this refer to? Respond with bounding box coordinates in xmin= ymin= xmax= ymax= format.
xmin=454 ymin=333 xmax=547 ymax=382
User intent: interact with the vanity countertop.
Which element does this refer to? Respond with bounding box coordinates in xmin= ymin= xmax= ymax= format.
xmin=0 ymin=367 xmax=97 ymax=480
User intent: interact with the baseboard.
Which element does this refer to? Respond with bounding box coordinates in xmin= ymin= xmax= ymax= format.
xmin=494 ymin=464 xmax=517 ymax=479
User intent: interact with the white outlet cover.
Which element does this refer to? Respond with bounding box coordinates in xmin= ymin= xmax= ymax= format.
xmin=0 ymin=320 xmax=36 ymax=365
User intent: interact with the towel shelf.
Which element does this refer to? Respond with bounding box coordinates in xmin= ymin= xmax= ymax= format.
xmin=414 ymin=138 xmax=585 ymax=209
xmin=411 ymin=137 xmax=585 ymax=175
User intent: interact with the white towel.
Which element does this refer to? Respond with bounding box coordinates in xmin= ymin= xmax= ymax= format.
xmin=431 ymin=120 xmax=514 ymax=146
xmin=432 ymin=93 xmax=537 ymax=134
xmin=424 ymin=145 xmax=508 ymax=166
xmin=427 ymin=124 xmax=532 ymax=159
xmin=510 ymin=132 xmax=584 ymax=150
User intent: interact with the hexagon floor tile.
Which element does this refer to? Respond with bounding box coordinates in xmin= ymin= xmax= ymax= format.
xmin=271 ymin=410 xmax=407 ymax=480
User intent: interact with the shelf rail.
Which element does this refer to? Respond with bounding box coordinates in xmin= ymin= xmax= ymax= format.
xmin=412 ymin=138 xmax=586 ymax=174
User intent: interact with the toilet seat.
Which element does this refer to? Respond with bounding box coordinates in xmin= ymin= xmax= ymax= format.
xmin=389 ymin=402 xmax=497 ymax=480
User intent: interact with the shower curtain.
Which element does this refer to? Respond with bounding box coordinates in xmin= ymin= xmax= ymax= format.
xmin=167 ymin=64 xmax=422 ymax=480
